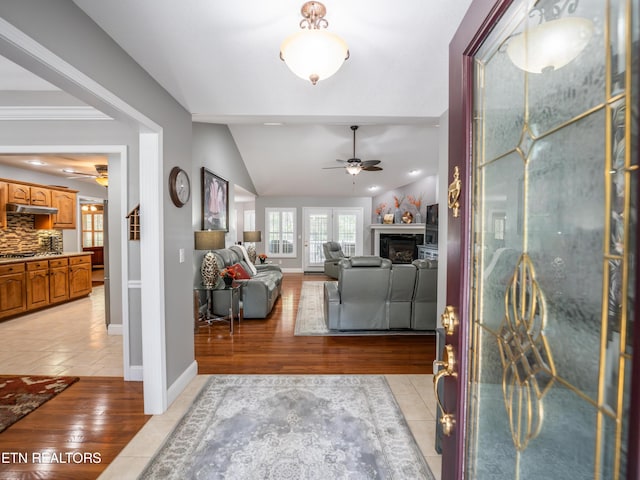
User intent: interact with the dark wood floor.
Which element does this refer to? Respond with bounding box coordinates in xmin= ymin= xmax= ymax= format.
xmin=0 ymin=273 xmax=435 ymax=479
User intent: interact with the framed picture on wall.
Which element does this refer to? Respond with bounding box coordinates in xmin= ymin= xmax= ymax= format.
xmin=201 ymin=168 xmax=229 ymax=231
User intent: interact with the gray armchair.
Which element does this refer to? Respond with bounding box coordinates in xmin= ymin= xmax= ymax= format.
xmin=322 ymin=241 xmax=346 ymax=279
xmin=411 ymin=259 xmax=438 ymax=330
xmin=324 ymin=256 xmax=392 ymax=330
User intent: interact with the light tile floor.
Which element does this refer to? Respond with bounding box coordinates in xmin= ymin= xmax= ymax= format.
xmin=100 ymin=374 xmax=442 ymax=480
xmin=0 ymin=286 xmax=123 ymax=377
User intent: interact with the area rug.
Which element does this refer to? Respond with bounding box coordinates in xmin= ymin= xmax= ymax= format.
xmin=294 ymin=281 xmax=435 ymax=336
xmin=0 ymin=375 xmax=79 ymax=433
xmin=140 ymin=375 xmax=434 ymax=479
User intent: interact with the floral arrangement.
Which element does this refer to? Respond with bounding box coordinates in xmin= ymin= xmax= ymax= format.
xmin=220 ymin=268 xmax=240 ymax=279
xmin=407 ymin=194 xmax=422 ymax=210
xmin=258 ymin=253 xmax=268 ymax=261
xmin=374 ymin=203 xmax=387 ymax=215
xmin=393 ymin=195 xmax=405 ymax=209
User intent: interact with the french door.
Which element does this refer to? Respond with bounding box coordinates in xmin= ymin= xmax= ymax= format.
xmin=302 ymin=207 xmax=363 ymax=271
xmin=441 ymin=0 xmax=640 ymax=479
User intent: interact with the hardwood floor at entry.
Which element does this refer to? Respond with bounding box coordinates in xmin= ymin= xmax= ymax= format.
xmin=0 ymin=377 xmax=150 ymax=480
xmin=0 ymin=273 xmax=435 ymax=479
xmin=196 ymin=273 xmax=436 ymax=374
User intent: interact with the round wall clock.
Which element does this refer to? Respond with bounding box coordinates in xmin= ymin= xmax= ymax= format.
xmin=168 ymin=166 xmax=191 ymax=207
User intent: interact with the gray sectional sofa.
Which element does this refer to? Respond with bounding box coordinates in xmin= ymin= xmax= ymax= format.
xmin=208 ymin=246 xmax=283 ymax=318
xmin=323 ymin=256 xmax=437 ymax=331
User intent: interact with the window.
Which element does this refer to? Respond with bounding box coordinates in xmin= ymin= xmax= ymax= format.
xmin=81 ymin=205 xmax=104 ymax=247
xmin=265 ymin=208 xmax=296 ymax=257
xmin=244 ymin=209 xmax=255 ymax=231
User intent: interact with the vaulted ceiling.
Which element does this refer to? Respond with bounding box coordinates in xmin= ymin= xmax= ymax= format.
xmin=1 ymin=1 xmax=473 ymax=197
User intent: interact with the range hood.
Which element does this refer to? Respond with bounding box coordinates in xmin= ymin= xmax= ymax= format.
xmin=6 ymin=203 xmax=59 ymax=215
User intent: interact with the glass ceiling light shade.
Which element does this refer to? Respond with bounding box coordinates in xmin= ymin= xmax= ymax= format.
xmin=346 ymin=164 xmax=362 ymax=175
xmin=507 ymin=17 xmax=594 ymax=74
xmin=280 ymin=1 xmax=349 ymax=85
xmin=95 ymin=176 xmax=109 ymax=187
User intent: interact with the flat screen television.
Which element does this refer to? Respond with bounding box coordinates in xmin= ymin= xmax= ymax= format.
xmin=425 ymin=204 xmax=438 ymax=244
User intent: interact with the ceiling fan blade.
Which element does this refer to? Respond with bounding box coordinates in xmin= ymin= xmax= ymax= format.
xmin=362 ymin=166 xmax=383 ymax=171
xmin=361 ymin=160 xmax=381 ymax=167
xmin=335 ymin=159 xmax=349 ymax=163
xmin=322 ymin=166 xmax=348 ymax=169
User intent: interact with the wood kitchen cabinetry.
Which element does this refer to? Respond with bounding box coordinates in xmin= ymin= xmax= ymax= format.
xmin=0 ymin=182 xmax=6 ymax=228
xmin=0 ymin=263 xmax=26 ymax=318
xmin=26 ymin=260 xmax=50 ymax=310
xmin=0 ymin=254 xmax=91 ymax=321
xmin=0 ymin=178 xmax=77 ymax=230
xmin=69 ymin=255 xmax=92 ymax=298
xmin=51 ymin=190 xmax=76 ymax=229
xmin=49 ymin=257 xmax=69 ymax=304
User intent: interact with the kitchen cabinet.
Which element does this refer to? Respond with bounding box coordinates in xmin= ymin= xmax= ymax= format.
xmin=0 ymin=263 xmax=26 ymax=318
xmin=69 ymin=255 xmax=92 ymax=298
xmin=29 ymin=186 xmax=52 ymax=206
xmin=26 ymin=260 xmax=49 ymax=310
xmin=52 ymin=190 xmax=77 ymax=229
xmin=0 ymin=182 xmax=6 ymax=228
xmin=49 ymin=258 xmax=69 ymax=304
xmin=7 ymin=183 xmax=30 ymax=204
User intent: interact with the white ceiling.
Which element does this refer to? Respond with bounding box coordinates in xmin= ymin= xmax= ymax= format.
xmin=2 ymin=1 xmax=473 ymax=197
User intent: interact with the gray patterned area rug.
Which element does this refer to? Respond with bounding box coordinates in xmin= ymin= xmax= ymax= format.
xmin=140 ymin=375 xmax=434 ymax=480
xmin=295 ymin=281 xmax=434 ymax=336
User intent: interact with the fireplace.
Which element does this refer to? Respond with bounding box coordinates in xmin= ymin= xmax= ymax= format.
xmin=380 ymin=233 xmax=424 ymax=264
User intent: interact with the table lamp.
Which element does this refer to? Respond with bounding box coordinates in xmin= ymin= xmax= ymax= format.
xmin=242 ymin=231 xmax=262 ymax=264
xmin=194 ymin=230 xmax=225 ymax=286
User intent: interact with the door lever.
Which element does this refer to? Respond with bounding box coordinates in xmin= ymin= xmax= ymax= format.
xmin=433 ymin=344 xmax=457 ymax=436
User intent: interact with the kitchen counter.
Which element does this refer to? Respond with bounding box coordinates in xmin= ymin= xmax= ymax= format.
xmin=0 ymin=252 xmax=92 ymax=266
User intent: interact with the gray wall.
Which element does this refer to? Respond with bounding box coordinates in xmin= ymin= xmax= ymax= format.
xmin=192 ymin=123 xmax=257 ymax=281
xmin=0 ymin=0 xmax=194 ymax=390
xmin=256 ymin=196 xmax=373 ymax=270
xmin=0 ymin=120 xmax=136 ymax=334
xmin=437 ymin=110 xmax=449 ymax=320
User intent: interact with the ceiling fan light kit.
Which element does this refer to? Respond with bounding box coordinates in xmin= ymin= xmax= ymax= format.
xmin=280 ymin=1 xmax=349 ymax=85
xmin=323 ymin=125 xmax=383 ymax=180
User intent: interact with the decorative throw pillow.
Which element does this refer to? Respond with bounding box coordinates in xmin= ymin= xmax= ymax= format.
xmin=227 ymin=263 xmax=251 ymax=279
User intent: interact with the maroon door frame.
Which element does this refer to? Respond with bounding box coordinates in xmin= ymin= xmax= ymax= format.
xmin=445 ymin=0 xmax=640 ymax=478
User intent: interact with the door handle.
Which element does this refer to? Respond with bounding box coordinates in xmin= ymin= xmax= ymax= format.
xmin=433 ymin=344 xmax=457 ymax=436
xmin=441 ymin=305 xmax=458 ymax=336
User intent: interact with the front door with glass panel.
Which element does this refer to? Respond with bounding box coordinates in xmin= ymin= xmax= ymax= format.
xmin=302 ymin=207 xmax=363 ymax=271
xmin=456 ymin=0 xmax=638 ymax=478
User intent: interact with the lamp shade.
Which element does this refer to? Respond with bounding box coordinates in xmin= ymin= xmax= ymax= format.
xmin=280 ymin=29 xmax=349 ymax=85
xmin=95 ymin=176 xmax=109 ymax=187
xmin=194 ymin=230 xmax=225 ymax=250
xmin=243 ymin=231 xmax=262 ymax=243
xmin=506 ymin=17 xmax=594 ymax=73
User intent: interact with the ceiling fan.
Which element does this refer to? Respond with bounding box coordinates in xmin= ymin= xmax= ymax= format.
xmin=323 ymin=126 xmax=383 ymax=176
xmin=63 ymin=164 xmax=109 ymax=187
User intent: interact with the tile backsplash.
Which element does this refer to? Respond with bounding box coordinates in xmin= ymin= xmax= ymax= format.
xmin=0 ymin=214 xmax=63 ymax=254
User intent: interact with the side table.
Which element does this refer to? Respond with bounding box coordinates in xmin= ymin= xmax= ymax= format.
xmin=194 ymin=283 xmax=242 ymax=334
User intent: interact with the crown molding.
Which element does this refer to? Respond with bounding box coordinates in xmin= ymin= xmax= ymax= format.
xmin=0 ymin=105 xmax=112 ymax=121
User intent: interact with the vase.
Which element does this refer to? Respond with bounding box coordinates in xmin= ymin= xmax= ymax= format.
xmin=260 ymin=258 xmax=266 ymax=264
xmin=415 ymin=212 xmax=422 ymax=223
xmin=394 ymin=208 xmax=402 ymax=224
xmin=223 ymin=276 xmax=233 ymax=287
xmin=376 ymin=214 xmax=382 ymax=224
xmin=201 ymin=252 xmax=220 ymax=287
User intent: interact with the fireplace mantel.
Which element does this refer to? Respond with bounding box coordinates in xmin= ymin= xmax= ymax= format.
xmin=370 ymin=223 xmax=424 ymax=256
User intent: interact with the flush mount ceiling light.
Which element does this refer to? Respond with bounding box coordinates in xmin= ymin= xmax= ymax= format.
xmin=506 ymin=0 xmax=593 ymax=73
xmin=280 ymin=1 xmax=349 ymax=85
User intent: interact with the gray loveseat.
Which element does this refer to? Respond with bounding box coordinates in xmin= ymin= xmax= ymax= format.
xmin=323 ymin=256 xmax=437 ymax=331
xmin=208 ymin=246 xmax=283 ymax=318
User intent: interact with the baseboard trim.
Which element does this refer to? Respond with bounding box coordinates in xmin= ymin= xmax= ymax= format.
xmin=127 ymin=365 xmax=144 ymax=382
xmin=282 ymin=268 xmax=304 ymax=273
xmin=167 ymin=361 xmax=198 ymax=406
xmin=107 ymin=324 xmax=123 ymax=335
